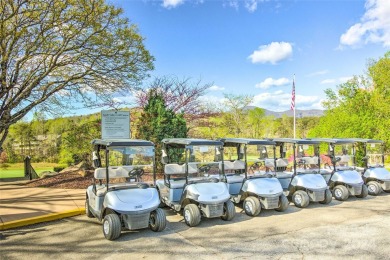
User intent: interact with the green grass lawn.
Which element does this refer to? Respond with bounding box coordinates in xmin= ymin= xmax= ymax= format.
xmin=0 ymin=163 xmax=63 ymax=179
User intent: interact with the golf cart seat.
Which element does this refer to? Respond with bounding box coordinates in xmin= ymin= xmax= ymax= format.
xmin=220 ymin=161 xmax=245 ymax=183
xmin=94 ymin=166 xmax=133 ymax=179
xmin=164 ymin=163 xmax=198 ymax=188
xmin=275 ymin=158 xmax=289 ymax=172
xmin=336 ymin=155 xmax=351 ymax=164
xmin=265 ymin=159 xmax=275 ymax=168
xmin=300 ymin=156 xmax=319 ymax=165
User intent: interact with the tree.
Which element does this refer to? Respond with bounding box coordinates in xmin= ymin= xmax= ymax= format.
xmin=0 ymin=0 xmax=154 ymax=148
xmin=309 ymin=51 xmax=390 ymax=149
xmin=248 ymin=107 xmax=265 ymax=138
xmin=134 ymin=76 xmax=211 ymax=118
xmin=222 ymin=94 xmax=253 ymax=136
xmin=135 ymin=90 xmax=187 ymax=172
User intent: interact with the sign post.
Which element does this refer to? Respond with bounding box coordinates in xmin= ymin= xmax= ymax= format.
xmin=101 ymin=110 xmax=130 ymax=139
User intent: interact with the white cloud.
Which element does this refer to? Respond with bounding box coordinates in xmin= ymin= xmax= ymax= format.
xmin=340 ymin=0 xmax=390 ymax=47
xmin=321 ymin=79 xmax=336 ymax=84
xmin=209 ymin=85 xmax=225 ymax=91
xmin=339 ymin=76 xmax=353 ymax=83
xmin=320 ymin=76 xmax=353 ymax=84
xmin=306 ymin=70 xmax=329 ymax=77
xmin=248 ymin=42 xmax=293 ymax=64
xmin=255 ymin=77 xmax=290 ymax=89
xmin=252 ymin=90 xmax=323 ymax=111
xmin=245 ymin=0 xmax=258 ymax=12
xmin=162 ymin=0 xmax=184 ymax=9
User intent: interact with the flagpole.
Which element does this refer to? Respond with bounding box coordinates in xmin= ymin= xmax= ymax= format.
xmin=293 ymin=74 xmax=296 ymax=139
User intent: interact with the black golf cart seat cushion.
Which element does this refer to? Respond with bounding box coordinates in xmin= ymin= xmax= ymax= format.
xmin=94 ymin=166 xmax=134 ymax=179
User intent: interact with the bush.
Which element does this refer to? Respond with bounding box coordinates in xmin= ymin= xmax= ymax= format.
xmin=0 ymin=163 xmax=10 ymax=170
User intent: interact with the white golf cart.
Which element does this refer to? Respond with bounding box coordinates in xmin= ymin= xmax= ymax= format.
xmin=86 ymin=139 xmax=166 ymax=240
xmin=312 ymin=138 xmax=368 ymax=201
xmin=218 ymin=138 xmax=288 ymax=216
xmin=271 ymin=138 xmax=332 ymax=208
xmin=156 ymin=138 xmax=235 ymax=227
xmin=353 ymin=138 xmax=390 ymax=195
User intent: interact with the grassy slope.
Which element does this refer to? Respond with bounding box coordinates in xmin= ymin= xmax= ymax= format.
xmin=0 ymin=163 xmax=62 ymax=178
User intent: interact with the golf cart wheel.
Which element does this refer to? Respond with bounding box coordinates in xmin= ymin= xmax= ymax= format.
xmin=275 ymin=194 xmax=289 ymax=212
xmin=292 ymin=190 xmax=309 ymax=208
xmin=243 ymin=196 xmax=261 ymax=216
xmin=367 ymin=181 xmax=382 ymax=196
xmin=183 ymin=204 xmax=201 ymax=227
xmin=149 ymin=208 xmax=167 ymax=232
xmin=221 ymin=200 xmax=236 ymax=220
xmin=102 ymin=213 xmax=121 ymax=240
xmin=85 ymin=198 xmax=94 ymax=218
xmin=333 ymin=185 xmax=349 ymax=201
xmin=356 ymin=184 xmax=368 ymax=198
xmin=320 ymin=189 xmax=332 ymax=204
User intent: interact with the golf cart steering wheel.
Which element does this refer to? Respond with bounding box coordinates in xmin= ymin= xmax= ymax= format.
xmin=199 ymin=164 xmax=211 ymax=173
xmin=250 ymin=162 xmax=262 ymax=171
xmin=128 ymin=168 xmax=144 ymax=178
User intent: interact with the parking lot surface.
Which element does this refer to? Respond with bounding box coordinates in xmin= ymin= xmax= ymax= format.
xmin=1 ymin=194 xmax=390 ymax=260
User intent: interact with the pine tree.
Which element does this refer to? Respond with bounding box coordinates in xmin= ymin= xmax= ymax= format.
xmin=136 ymin=90 xmax=187 ymax=172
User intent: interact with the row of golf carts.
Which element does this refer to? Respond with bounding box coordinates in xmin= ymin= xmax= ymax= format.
xmin=85 ymin=137 xmax=390 ymax=240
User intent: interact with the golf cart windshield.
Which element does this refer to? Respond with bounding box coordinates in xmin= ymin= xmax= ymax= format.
xmin=366 ymin=142 xmax=384 ymax=167
xmin=164 ymin=144 xmax=222 ymax=182
xmin=331 ymin=143 xmax=355 ymax=169
xmin=274 ymin=142 xmax=320 ymax=174
xmin=99 ymin=145 xmax=155 ymax=183
xmin=223 ymin=144 xmax=276 ymax=174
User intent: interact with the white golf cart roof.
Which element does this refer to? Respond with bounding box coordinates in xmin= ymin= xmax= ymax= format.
xmin=162 ymin=138 xmax=223 ymax=147
xmin=307 ymin=138 xmax=356 ymax=145
xmin=219 ymin=138 xmax=275 ymax=146
xmin=344 ymin=138 xmax=384 ymax=144
xmin=269 ymin=138 xmax=320 ymax=145
xmin=92 ymin=139 xmax=154 ymax=147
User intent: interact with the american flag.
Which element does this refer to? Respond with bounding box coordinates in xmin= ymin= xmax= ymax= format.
xmin=290 ymin=78 xmax=295 ymax=110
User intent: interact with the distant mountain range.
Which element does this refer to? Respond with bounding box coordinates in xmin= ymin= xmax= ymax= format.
xmin=245 ymin=106 xmax=324 ymax=118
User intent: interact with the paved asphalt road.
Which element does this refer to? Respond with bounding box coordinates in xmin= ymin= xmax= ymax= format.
xmin=1 ymin=194 xmax=390 ymax=260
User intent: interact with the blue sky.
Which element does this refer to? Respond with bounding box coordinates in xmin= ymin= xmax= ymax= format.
xmin=106 ymin=0 xmax=390 ymax=112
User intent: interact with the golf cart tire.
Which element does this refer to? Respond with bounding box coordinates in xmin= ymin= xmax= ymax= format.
xmin=103 ymin=213 xmax=122 ymax=240
xmin=356 ymin=184 xmax=368 ymax=198
xmin=243 ymin=196 xmax=261 ymax=216
xmin=333 ymin=185 xmax=349 ymax=201
xmin=367 ymin=181 xmax=382 ymax=196
xmin=275 ymin=194 xmax=289 ymax=212
xmin=184 ymin=204 xmax=201 ymax=227
xmin=149 ymin=208 xmax=167 ymax=232
xmin=292 ymin=190 xmax=310 ymax=208
xmin=384 ymin=189 xmax=390 ymax=193
xmin=85 ymin=198 xmax=94 ymax=218
xmin=320 ymin=189 xmax=332 ymax=204
xmin=221 ymin=200 xmax=236 ymax=220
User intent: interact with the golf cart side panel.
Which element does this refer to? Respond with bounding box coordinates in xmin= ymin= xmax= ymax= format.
xmin=242 ymin=178 xmax=283 ymax=197
xmin=226 ymin=175 xmax=245 ymax=195
xmin=276 ymin=172 xmax=293 ymax=190
xmin=291 ymin=174 xmax=328 ymax=191
xmin=320 ymin=169 xmax=332 ymax=183
xmin=364 ymin=167 xmax=390 ymax=181
xmin=103 ymin=188 xmax=159 ymax=214
xmin=156 ymin=179 xmax=184 ymax=202
xmin=185 ymin=182 xmax=230 ymax=204
xmin=332 ymin=170 xmax=364 ymax=185
xmin=86 ymin=185 xmax=104 ymax=215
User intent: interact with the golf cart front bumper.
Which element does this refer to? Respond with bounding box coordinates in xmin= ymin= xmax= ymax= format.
xmin=346 ymin=183 xmax=363 ymax=196
xmin=259 ymin=195 xmax=281 ymax=209
xmin=307 ymin=189 xmax=326 ymax=202
xmin=380 ymin=180 xmax=390 ymax=190
xmin=200 ymin=203 xmax=224 ymax=218
xmin=122 ymin=212 xmax=151 ymax=230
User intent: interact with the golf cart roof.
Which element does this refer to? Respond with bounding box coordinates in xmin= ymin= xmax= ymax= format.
xmin=269 ymin=138 xmax=320 ymax=145
xmin=306 ymin=138 xmax=356 ymax=145
xmin=162 ymin=138 xmax=223 ymax=146
xmin=219 ymin=138 xmax=275 ymax=146
xmin=344 ymin=138 xmax=384 ymax=144
xmin=92 ymin=139 xmax=154 ymax=147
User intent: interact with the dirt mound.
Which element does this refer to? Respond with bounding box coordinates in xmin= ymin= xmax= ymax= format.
xmin=26 ymin=170 xmax=94 ymax=189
